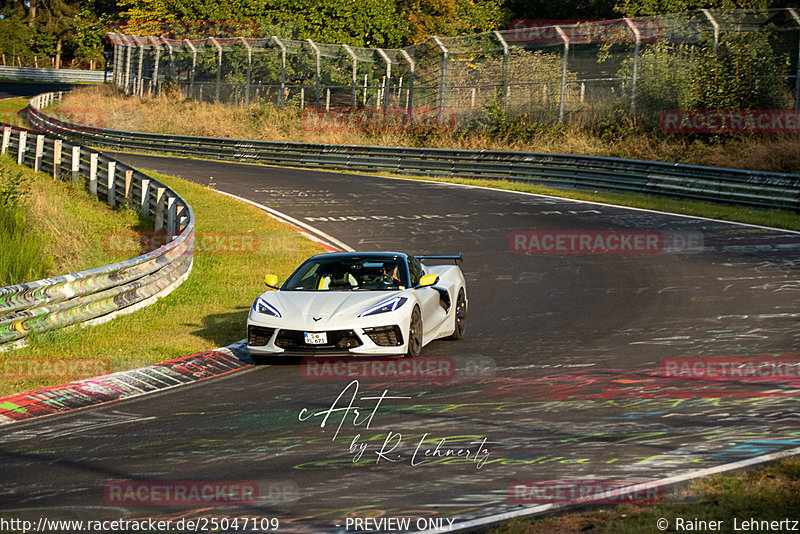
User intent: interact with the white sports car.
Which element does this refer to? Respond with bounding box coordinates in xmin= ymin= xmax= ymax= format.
xmin=247 ymin=252 xmax=467 ymax=358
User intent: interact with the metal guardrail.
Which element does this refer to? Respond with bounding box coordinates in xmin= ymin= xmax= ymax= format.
xmin=0 ymin=65 xmax=110 ymax=83
xmin=28 ymin=92 xmax=800 ymax=211
xmin=0 ymin=121 xmax=194 ymax=348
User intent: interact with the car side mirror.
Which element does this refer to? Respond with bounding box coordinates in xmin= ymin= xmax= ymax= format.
xmin=264 ymin=274 xmax=279 ymax=289
xmin=417 ymin=274 xmax=440 ymax=288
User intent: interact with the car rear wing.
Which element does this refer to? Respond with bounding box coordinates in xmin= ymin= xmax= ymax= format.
xmin=416 ymin=254 xmax=463 ymax=265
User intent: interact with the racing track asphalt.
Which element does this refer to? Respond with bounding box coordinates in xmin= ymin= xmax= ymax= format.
xmin=1 ymin=150 xmax=799 ymax=532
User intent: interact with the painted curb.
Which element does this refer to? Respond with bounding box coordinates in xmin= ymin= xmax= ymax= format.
xmin=0 ymin=341 xmax=250 ymax=425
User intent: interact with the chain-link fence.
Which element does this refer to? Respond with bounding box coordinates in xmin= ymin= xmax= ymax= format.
xmin=106 ymin=8 xmax=800 ymax=127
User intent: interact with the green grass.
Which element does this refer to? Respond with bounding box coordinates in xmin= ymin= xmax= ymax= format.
xmin=1 ymin=169 xmax=325 ymax=396
xmin=0 ymin=155 xmax=148 ymax=286
xmin=0 ymin=97 xmax=29 ymax=129
xmin=488 ymin=458 xmax=800 ymax=534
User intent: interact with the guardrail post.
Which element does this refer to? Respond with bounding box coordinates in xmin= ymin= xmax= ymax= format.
xmin=342 ymin=45 xmax=358 ymax=109
xmin=400 ymin=50 xmax=415 ymax=115
xmin=493 ymin=31 xmax=509 ymax=106
xmin=71 ymin=146 xmax=80 ymax=184
xmin=624 ymin=18 xmax=641 ymax=116
xmin=17 ymin=130 xmax=27 ymax=165
xmin=154 ymin=187 xmax=166 ymax=231
xmin=34 ymin=134 xmax=44 ymax=172
xmin=107 ymin=161 xmax=117 ymax=206
xmin=125 ymin=169 xmax=133 ymax=200
xmin=554 ymin=26 xmax=570 ymax=124
xmin=432 ymin=36 xmax=448 ymax=123
xmin=789 ymin=8 xmax=800 ymax=111
xmin=306 ymin=39 xmax=321 ymax=109
xmin=89 ymin=152 xmax=98 ymax=195
xmin=271 ymin=37 xmax=287 ymax=108
xmin=167 ymin=196 xmax=177 ymax=234
xmin=53 ymin=139 xmax=62 ymax=180
xmin=2 ymin=126 xmax=11 ymax=155
xmin=140 ymin=177 xmax=151 ymax=217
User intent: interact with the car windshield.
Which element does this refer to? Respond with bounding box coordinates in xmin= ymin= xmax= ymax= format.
xmin=282 ymin=257 xmax=408 ymax=291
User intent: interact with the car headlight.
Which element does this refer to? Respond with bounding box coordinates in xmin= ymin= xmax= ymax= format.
xmin=359 ymin=297 xmax=407 ymax=317
xmin=253 ymin=297 xmax=281 ymax=318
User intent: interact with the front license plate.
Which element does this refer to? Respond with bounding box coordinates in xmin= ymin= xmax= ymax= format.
xmin=304 ymin=332 xmax=328 ymax=345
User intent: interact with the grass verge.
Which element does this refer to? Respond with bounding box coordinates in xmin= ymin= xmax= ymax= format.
xmin=0 ymin=167 xmax=325 ymax=396
xmin=488 ymin=458 xmax=800 ymax=534
xmin=0 ymin=97 xmax=29 ymax=129
xmin=0 ymin=154 xmax=146 ymax=285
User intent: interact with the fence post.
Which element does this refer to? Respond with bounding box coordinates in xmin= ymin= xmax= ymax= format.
xmin=140 ymin=178 xmax=151 ymax=217
xmin=150 ymin=37 xmax=161 ymax=94
xmin=400 ymin=50 xmax=415 ymax=115
xmin=702 ymin=9 xmax=719 ymax=55
xmin=376 ymin=48 xmax=392 ymax=112
xmin=306 ymin=39 xmax=321 ymax=108
xmin=136 ymin=37 xmax=144 ymax=97
xmin=1 ymin=126 xmax=10 ymax=155
xmin=493 ymin=31 xmax=509 ymax=106
xmin=239 ymin=37 xmax=252 ymax=106
xmin=107 ymin=161 xmax=117 ymax=206
xmin=124 ymin=38 xmax=132 ymax=94
xmin=209 ymin=37 xmax=223 ymax=103
xmin=432 ymin=36 xmax=448 ymax=123
xmin=185 ymin=39 xmax=197 ymax=97
xmin=343 ymin=44 xmax=358 ymax=109
xmin=53 ymin=139 xmax=62 ymax=180
xmin=789 ymin=8 xmax=800 ymax=111
xmin=89 ymin=152 xmax=98 ymax=195
xmin=271 ymin=37 xmax=287 ymax=109
xmin=161 ymin=37 xmax=174 ymax=80
xmin=71 ymin=146 xmax=80 ymax=183
xmin=554 ymin=26 xmax=570 ymax=124
xmin=17 ymin=130 xmax=27 ymax=165
xmin=624 ymin=18 xmax=641 ymax=116
xmin=154 ymin=187 xmax=166 ymax=231
xmin=34 ymin=134 xmax=44 ymax=172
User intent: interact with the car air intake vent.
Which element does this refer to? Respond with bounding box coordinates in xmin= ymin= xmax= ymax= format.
xmin=248 ymin=325 xmax=275 ymax=346
xmin=275 ymin=330 xmax=363 ymax=350
xmin=363 ymin=326 xmax=403 ymax=346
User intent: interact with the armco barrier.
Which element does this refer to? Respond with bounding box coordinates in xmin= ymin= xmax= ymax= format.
xmin=0 ymin=123 xmax=194 ymax=349
xmin=0 ymin=65 xmax=110 ymax=83
xmin=27 ymin=91 xmax=800 ymax=211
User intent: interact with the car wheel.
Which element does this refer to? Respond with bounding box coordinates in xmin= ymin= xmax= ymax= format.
xmin=406 ymin=306 xmax=423 ymax=358
xmin=447 ymin=288 xmax=467 ymax=340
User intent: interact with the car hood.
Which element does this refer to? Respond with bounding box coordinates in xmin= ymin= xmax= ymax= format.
xmin=257 ymin=290 xmax=406 ymax=324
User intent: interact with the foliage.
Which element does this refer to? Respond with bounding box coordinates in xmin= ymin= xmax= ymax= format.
xmin=0 ymin=170 xmax=32 ymax=209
